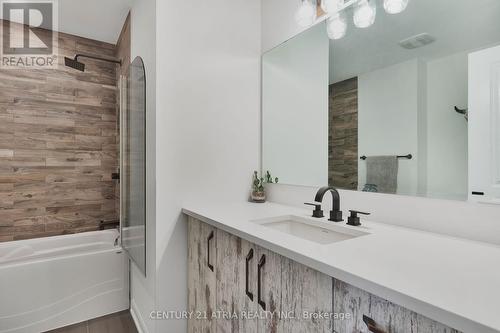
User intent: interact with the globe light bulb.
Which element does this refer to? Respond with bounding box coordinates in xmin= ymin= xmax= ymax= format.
xmin=327 ymin=12 xmax=347 ymax=40
xmin=383 ymin=0 xmax=409 ymax=14
xmin=295 ymin=0 xmax=316 ymax=27
xmin=353 ymin=0 xmax=376 ymax=28
xmin=321 ymin=0 xmax=344 ymax=14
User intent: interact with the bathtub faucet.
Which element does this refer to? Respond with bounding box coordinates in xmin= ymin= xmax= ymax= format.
xmin=114 ymin=235 xmax=120 ymax=247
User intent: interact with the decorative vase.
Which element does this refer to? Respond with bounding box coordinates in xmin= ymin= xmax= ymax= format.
xmin=251 ymin=191 xmax=266 ymax=203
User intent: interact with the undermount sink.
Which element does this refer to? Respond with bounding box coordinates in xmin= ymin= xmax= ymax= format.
xmin=252 ymin=215 xmax=369 ymax=245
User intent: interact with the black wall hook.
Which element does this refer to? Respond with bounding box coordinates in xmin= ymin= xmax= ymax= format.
xmin=455 ymin=106 xmax=469 ymax=121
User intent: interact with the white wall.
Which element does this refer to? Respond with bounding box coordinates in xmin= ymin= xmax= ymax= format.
xmin=426 ymin=52 xmax=468 ymax=200
xmin=358 ymin=60 xmax=420 ymax=195
xmin=262 ymin=0 xmax=500 ymax=246
xmin=129 ymin=1 xmax=261 ymax=331
xmin=468 ymin=45 xmax=500 ymax=202
xmin=263 ymin=22 xmax=329 ymax=187
xmin=129 ymin=1 xmax=157 ymax=332
xmin=154 ymin=0 xmax=262 ymax=332
xmin=357 ymin=52 xmax=469 ymax=199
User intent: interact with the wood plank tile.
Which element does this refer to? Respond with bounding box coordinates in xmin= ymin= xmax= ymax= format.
xmin=0 ymin=18 xmax=122 ymax=242
xmin=329 ymin=78 xmax=359 ymax=190
xmin=0 ymin=150 xmax=14 ymax=159
xmin=88 ymin=311 xmax=138 ymax=333
xmin=43 ymin=311 xmax=137 ymax=333
xmin=45 ymin=203 xmax=101 ymax=215
xmin=46 ymin=322 xmax=88 ymax=333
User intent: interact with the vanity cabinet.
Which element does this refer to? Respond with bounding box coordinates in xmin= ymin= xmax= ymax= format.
xmin=188 ymin=217 xmax=461 ymax=333
xmin=188 ymin=217 xmax=332 ymax=333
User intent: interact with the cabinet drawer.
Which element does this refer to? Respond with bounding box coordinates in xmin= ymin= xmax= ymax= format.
xmin=333 ymin=280 xmax=461 ymax=333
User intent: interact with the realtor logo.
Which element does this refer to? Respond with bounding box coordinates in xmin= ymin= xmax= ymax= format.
xmin=0 ymin=0 xmax=58 ymax=68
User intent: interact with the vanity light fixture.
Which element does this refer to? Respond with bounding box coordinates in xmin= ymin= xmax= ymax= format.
xmin=383 ymin=0 xmax=409 ymax=14
xmin=353 ymin=0 xmax=377 ymax=28
xmin=296 ymin=0 xmax=317 ymax=27
xmin=327 ymin=12 xmax=348 ymax=40
xmin=295 ymin=0 xmax=409 ymax=40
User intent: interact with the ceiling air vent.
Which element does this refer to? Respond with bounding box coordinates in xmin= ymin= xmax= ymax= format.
xmin=398 ymin=33 xmax=436 ymax=50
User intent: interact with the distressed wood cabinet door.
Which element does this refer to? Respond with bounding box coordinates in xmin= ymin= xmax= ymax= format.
xmin=188 ymin=217 xmax=217 ymax=333
xmin=255 ymin=246 xmax=282 ymax=333
xmin=333 ymin=279 xmax=462 ymax=333
xmin=280 ymin=257 xmax=333 ymax=333
xmin=216 ymin=229 xmax=258 ymax=333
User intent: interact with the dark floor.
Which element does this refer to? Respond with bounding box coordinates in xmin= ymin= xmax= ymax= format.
xmin=45 ymin=311 xmax=138 ymax=333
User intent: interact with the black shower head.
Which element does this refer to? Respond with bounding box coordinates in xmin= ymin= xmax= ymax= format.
xmin=65 ymin=54 xmax=121 ymax=72
xmin=64 ymin=56 xmax=85 ymax=72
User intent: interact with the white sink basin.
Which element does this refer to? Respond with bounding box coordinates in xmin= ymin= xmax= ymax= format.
xmin=252 ymin=215 xmax=369 ymax=245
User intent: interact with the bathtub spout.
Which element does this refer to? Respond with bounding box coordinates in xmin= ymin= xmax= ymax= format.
xmin=114 ymin=235 xmax=120 ymax=247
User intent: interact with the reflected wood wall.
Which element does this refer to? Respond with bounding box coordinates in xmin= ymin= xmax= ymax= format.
xmin=115 ymin=13 xmax=131 ymax=219
xmin=0 ymin=19 xmax=123 ymax=242
xmin=329 ymin=77 xmax=359 ymax=190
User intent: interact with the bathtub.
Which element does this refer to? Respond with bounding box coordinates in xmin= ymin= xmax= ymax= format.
xmin=0 ymin=230 xmax=129 ymax=333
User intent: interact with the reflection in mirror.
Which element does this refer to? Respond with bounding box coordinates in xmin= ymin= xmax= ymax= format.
xmin=262 ymin=0 xmax=500 ymax=202
xmin=121 ymin=56 xmax=146 ymax=275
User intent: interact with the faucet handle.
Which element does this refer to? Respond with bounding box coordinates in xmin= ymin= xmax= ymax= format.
xmin=329 ymin=209 xmax=344 ymax=223
xmin=349 ymin=210 xmax=370 ymax=215
xmin=304 ymin=203 xmax=324 ymax=218
xmin=347 ymin=210 xmax=371 ymax=226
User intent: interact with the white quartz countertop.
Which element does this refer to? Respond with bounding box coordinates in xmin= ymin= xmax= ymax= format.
xmin=182 ymin=201 xmax=500 ymax=333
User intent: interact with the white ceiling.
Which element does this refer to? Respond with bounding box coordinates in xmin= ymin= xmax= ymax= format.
xmin=58 ymin=0 xmax=132 ymax=44
xmin=330 ymin=0 xmax=500 ymax=83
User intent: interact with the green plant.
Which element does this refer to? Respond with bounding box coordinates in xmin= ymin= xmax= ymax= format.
xmin=252 ymin=171 xmax=265 ymax=192
xmin=252 ymin=171 xmax=279 ymax=192
xmin=265 ymin=171 xmax=279 ymax=184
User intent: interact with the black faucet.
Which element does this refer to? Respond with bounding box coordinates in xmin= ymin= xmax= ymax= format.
xmin=313 ymin=186 xmax=344 ymax=222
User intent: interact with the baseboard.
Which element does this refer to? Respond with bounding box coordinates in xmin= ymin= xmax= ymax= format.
xmin=130 ymin=299 xmax=148 ymax=333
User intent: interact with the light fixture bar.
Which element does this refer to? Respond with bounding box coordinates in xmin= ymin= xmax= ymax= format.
xmin=317 ymin=0 xmax=363 ymax=22
xmin=324 ymin=0 xmax=360 ymax=14
xmin=338 ymin=0 xmax=361 ymax=11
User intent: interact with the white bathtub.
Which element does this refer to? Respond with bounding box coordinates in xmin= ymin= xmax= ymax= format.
xmin=0 ymin=230 xmax=129 ymax=333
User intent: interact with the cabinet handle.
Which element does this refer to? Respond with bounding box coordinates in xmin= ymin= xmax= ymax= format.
xmin=257 ymin=254 xmax=266 ymax=311
xmin=363 ymin=315 xmax=386 ymax=333
xmin=245 ymin=248 xmax=254 ymax=301
xmin=207 ymin=231 xmax=214 ymax=272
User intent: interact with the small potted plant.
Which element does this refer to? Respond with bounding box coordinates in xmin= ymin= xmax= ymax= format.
xmin=251 ymin=171 xmax=279 ymax=203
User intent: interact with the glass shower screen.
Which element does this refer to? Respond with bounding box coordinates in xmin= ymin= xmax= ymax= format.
xmin=120 ymin=57 xmax=147 ymax=276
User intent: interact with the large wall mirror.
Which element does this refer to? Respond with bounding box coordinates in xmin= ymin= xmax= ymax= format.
xmin=262 ymin=0 xmax=500 ymax=202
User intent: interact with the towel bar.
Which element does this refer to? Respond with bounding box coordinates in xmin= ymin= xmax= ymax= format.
xmin=360 ymin=154 xmax=412 ymax=160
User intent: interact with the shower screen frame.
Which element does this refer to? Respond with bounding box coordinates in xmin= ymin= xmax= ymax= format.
xmin=120 ymin=56 xmax=147 ymax=277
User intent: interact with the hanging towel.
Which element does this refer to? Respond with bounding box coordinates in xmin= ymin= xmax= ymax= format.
xmin=364 ymin=156 xmax=399 ymax=194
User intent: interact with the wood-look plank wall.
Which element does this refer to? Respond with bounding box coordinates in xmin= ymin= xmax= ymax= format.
xmin=329 ymin=77 xmax=359 ymax=190
xmin=115 ymin=13 xmax=131 ymax=220
xmin=0 ymin=19 xmax=124 ymax=242
xmin=116 ymin=13 xmax=131 ymax=79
